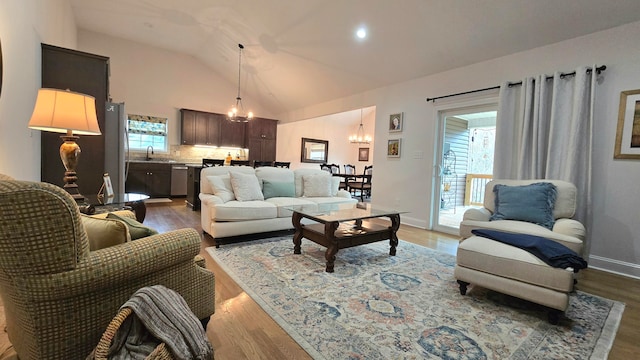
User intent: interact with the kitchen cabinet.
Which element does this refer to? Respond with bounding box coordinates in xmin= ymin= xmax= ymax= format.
xmin=247 ymin=118 xmax=278 ymax=162
xmin=182 ymin=109 xmax=250 ymax=146
xmin=181 ymin=109 xmax=221 ymax=146
xmin=219 ymin=115 xmax=246 ymax=147
xmin=125 ymin=162 xmax=172 ymax=197
xmin=186 ymin=165 xmax=202 ymax=210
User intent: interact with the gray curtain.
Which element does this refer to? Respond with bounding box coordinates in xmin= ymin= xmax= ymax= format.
xmin=494 ymin=65 xmax=597 ymax=253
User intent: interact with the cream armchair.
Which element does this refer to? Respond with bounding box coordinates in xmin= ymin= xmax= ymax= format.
xmin=459 ymin=179 xmax=585 ymax=254
xmin=0 ymin=180 xmax=215 ymax=360
xmin=455 ymin=179 xmax=586 ymax=323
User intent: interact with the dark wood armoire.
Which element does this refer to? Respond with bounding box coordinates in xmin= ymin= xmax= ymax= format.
xmin=40 ymin=44 xmax=110 ymax=197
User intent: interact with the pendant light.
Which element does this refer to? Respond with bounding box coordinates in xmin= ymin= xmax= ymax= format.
xmin=228 ymin=43 xmax=253 ymax=122
xmin=349 ymin=108 xmax=371 ymax=144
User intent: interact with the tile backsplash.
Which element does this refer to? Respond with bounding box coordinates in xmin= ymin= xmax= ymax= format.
xmin=129 ymin=145 xmax=248 ymax=163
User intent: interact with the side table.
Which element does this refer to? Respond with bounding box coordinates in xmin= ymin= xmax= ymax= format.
xmin=79 ymin=193 xmax=149 ymax=222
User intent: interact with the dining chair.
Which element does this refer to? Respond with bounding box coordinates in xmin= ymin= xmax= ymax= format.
xmin=348 ymin=165 xmax=373 ymax=201
xmin=342 ymin=164 xmax=356 ymax=191
xmin=320 ymin=163 xmax=331 ymax=172
xmin=274 ymin=161 xmax=291 ymax=168
xmin=344 ymin=164 xmax=356 ymax=175
xmin=253 ymin=160 xmax=274 ymax=168
xmin=202 ymin=158 xmax=224 ymax=167
xmin=230 ymin=159 xmax=251 ymax=166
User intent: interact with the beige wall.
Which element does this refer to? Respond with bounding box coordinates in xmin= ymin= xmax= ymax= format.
xmin=0 ymin=0 xmax=77 ymax=180
xmin=276 ymin=107 xmax=375 ymax=171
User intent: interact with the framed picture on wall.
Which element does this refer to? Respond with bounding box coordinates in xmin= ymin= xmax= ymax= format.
xmin=358 ymin=147 xmax=369 ymax=161
xmin=387 ymin=139 xmax=401 ymax=158
xmin=614 ymin=89 xmax=640 ymax=159
xmin=389 ymin=112 xmax=403 ymax=133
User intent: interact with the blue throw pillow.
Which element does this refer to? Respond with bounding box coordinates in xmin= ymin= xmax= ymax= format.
xmin=489 ymin=182 xmax=557 ymax=229
xmin=262 ymin=180 xmax=295 ymax=199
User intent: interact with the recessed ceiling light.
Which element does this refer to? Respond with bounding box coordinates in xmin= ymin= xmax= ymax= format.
xmin=356 ymin=27 xmax=367 ymax=39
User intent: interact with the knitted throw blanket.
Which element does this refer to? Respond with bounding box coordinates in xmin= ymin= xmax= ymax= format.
xmin=471 ymin=229 xmax=587 ymax=271
xmin=108 ymin=285 xmax=213 ymax=360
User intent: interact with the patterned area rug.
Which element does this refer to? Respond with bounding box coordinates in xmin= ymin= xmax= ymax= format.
xmin=207 ymin=236 xmax=624 ymax=359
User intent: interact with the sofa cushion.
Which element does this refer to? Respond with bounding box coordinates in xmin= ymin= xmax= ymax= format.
xmin=266 ymin=197 xmax=318 ymax=217
xmin=206 ymin=175 xmax=235 ymax=202
xmin=255 ymin=167 xmax=295 ymax=190
xmin=229 ymin=171 xmax=264 ymax=201
xmin=459 ymin=219 xmax=583 ymax=254
xmin=294 ymin=169 xmax=334 ymax=197
xmin=200 ymin=166 xmax=254 ymax=195
xmin=262 ymin=180 xmax=295 ymax=199
xmin=81 ymin=214 xmax=131 ymax=250
xmin=210 ymin=201 xmax=277 ymax=221
xmin=490 ymin=182 xmax=557 ymax=230
xmin=106 ymin=212 xmax=159 ymax=240
xmin=457 ymin=236 xmax=574 ymax=292
xmin=302 ymin=174 xmax=333 ymax=197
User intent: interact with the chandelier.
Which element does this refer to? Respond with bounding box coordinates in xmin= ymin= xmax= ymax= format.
xmin=228 ymin=43 xmax=253 ymax=122
xmin=349 ymin=108 xmax=371 ymax=144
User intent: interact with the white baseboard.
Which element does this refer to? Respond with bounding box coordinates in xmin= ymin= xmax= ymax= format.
xmin=400 ymin=215 xmax=428 ymax=230
xmin=588 ymin=255 xmax=640 ymax=280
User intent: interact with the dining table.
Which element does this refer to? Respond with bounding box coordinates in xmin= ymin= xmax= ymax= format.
xmin=332 ymin=173 xmax=372 ymax=201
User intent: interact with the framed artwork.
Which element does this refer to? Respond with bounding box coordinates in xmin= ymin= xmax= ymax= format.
xmin=301 ymin=137 xmax=329 ymax=163
xmin=387 ymin=139 xmax=401 ymax=158
xmin=614 ymin=89 xmax=640 ymax=159
xmin=389 ymin=112 xmax=403 ymax=132
xmin=103 ymin=173 xmax=114 ymax=198
xmin=358 ymin=147 xmax=369 ymax=161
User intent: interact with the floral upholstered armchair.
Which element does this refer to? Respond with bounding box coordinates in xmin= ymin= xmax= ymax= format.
xmin=0 ymin=179 xmax=215 ymax=360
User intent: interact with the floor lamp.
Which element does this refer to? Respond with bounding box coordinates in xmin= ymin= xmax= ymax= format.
xmin=28 ymin=88 xmax=101 ymax=201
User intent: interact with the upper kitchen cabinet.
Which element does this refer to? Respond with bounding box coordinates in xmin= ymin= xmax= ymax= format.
xmin=247 ymin=118 xmax=278 ymax=162
xmin=219 ymin=115 xmax=246 ymax=147
xmin=181 ymin=109 xmax=243 ymax=146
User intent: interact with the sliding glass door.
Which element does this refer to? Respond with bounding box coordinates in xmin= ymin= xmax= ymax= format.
xmin=433 ymin=104 xmax=497 ymax=235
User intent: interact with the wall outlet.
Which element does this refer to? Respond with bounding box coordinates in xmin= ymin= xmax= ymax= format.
xmin=174 ymin=150 xmax=181 ymax=156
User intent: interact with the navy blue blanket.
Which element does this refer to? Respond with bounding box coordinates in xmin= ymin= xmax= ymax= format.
xmin=471 ymin=229 xmax=587 ymax=271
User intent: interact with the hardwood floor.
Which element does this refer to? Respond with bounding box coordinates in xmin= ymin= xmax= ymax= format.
xmin=1 ymin=199 xmax=639 ymax=359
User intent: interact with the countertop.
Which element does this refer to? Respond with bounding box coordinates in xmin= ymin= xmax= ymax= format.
xmin=127 ymin=160 xmax=209 ymax=167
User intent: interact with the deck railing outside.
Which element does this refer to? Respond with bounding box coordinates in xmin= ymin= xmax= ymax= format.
xmin=464 ymin=174 xmax=493 ymax=206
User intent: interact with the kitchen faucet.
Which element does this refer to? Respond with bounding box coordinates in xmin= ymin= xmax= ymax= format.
xmin=146 ymin=146 xmax=154 ymax=161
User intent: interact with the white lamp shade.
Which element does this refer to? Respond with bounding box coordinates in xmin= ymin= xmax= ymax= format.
xmin=28 ymin=88 xmax=101 ymax=135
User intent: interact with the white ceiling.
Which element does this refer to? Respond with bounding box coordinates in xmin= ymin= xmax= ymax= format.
xmin=70 ymin=0 xmax=640 ymax=115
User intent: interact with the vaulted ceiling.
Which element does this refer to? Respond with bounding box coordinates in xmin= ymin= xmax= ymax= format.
xmin=70 ymin=0 xmax=640 ymax=115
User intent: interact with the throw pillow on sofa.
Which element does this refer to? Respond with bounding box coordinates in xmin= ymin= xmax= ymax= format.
xmin=81 ymin=214 xmax=131 ymax=250
xmin=229 ymin=171 xmax=265 ymax=201
xmin=262 ymin=180 xmax=295 ymax=199
xmin=207 ymin=175 xmax=236 ymax=202
xmin=302 ymin=174 xmax=333 ymax=197
xmin=107 ymin=212 xmax=159 ymax=240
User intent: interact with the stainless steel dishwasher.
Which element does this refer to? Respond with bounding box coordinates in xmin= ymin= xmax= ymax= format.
xmin=170 ymin=165 xmax=188 ymax=196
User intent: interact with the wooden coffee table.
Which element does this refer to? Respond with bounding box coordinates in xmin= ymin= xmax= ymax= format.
xmin=287 ymin=203 xmax=404 ymax=272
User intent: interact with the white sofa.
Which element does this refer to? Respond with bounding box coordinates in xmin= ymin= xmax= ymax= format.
xmin=200 ymin=166 xmax=358 ymax=239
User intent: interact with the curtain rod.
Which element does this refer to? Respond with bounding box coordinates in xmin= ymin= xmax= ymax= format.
xmin=425 ymin=65 xmax=606 ymax=102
